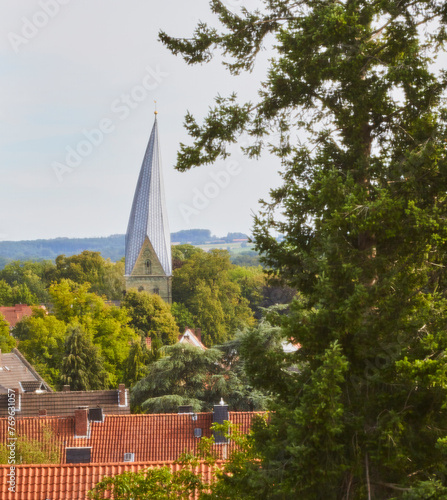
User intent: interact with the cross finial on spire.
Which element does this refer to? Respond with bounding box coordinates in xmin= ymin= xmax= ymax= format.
xmin=154 ymin=100 xmax=158 ymax=115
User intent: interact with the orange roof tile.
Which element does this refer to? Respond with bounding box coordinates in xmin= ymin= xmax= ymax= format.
xmin=0 ymin=412 xmax=261 ymax=465
xmin=0 ymin=460 xmax=223 ymax=500
xmin=0 ymin=305 xmax=46 ymax=329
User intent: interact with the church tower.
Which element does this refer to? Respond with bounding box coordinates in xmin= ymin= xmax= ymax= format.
xmin=124 ymin=113 xmax=172 ymax=303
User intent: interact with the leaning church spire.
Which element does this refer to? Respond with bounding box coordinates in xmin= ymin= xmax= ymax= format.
xmin=124 ymin=112 xmax=172 ymax=303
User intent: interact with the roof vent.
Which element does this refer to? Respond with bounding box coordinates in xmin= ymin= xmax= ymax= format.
xmin=194 ymin=428 xmax=202 ymax=438
xmin=124 ymin=453 xmax=135 ymax=462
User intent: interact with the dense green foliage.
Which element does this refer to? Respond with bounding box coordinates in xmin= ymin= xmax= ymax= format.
xmin=123 ymin=338 xmax=151 ymax=388
xmin=52 ymin=251 xmax=125 ymax=300
xmin=161 ymin=0 xmax=447 ymax=497
xmin=0 ymin=278 xmax=40 ymax=305
xmin=14 ymin=313 xmax=66 ymax=386
xmin=60 ymin=324 xmax=108 ymax=391
xmin=122 ymin=289 xmax=179 ymax=344
xmin=0 ymin=252 xmax=124 ymax=303
xmin=132 ymin=338 xmax=267 ymax=413
xmin=230 ymin=250 xmax=261 ymax=267
xmin=0 ymin=312 xmax=16 ymax=352
xmin=50 ymin=279 xmax=137 ymax=385
xmin=4 ymin=246 xmax=291 ymax=394
xmin=173 ymin=249 xmax=255 ymax=345
xmin=88 ymin=460 xmax=206 ymax=500
xmin=14 ymin=280 xmax=137 ymax=388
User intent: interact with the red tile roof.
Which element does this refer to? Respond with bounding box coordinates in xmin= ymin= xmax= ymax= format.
xmin=0 ymin=460 xmax=223 ymax=500
xmin=0 ymin=305 xmax=46 ymax=329
xmin=178 ymin=328 xmax=206 ymax=350
xmin=0 ymin=412 xmax=261 ymax=465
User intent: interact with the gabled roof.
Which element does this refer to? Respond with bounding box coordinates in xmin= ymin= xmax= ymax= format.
xmin=0 ymin=304 xmax=45 ymax=328
xmin=0 ymin=460 xmax=222 ymax=500
xmin=178 ymin=328 xmax=206 ymax=350
xmin=19 ymin=381 xmax=47 ymax=393
xmin=0 ymin=411 xmax=261 ymax=464
xmin=0 ymin=387 xmax=130 ymax=416
xmin=125 ymin=115 xmax=172 ymax=277
xmin=0 ymin=348 xmax=52 ymax=394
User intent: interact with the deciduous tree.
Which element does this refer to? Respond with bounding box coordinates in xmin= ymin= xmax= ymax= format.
xmin=13 ymin=314 xmax=66 ymax=386
xmin=0 ymin=313 xmax=15 ymax=353
xmin=122 ymin=289 xmax=179 ymax=345
xmin=173 ymin=249 xmax=254 ymax=345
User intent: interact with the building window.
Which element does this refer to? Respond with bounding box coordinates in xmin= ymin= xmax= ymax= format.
xmin=88 ymin=408 xmax=104 ymax=423
xmin=145 ymin=259 xmax=152 ymax=274
xmin=138 ymin=286 xmax=144 ymax=292
xmin=66 ymin=447 xmax=91 ymax=464
xmin=124 ymin=452 xmax=135 ymax=462
xmin=153 ymin=288 xmax=159 ymax=295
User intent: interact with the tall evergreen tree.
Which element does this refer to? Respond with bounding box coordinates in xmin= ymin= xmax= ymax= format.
xmin=131 ymin=340 xmax=267 ymax=413
xmin=161 ymin=1 xmax=447 ymax=497
xmin=60 ymin=324 xmax=108 ymax=391
xmin=123 ymin=338 xmax=149 ymax=388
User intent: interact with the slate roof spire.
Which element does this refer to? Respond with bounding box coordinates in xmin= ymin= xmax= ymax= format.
xmin=124 ymin=114 xmax=172 ymax=299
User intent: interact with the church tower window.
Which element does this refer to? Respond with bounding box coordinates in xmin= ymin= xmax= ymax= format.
xmin=145 ymin=260 xmax=152 ymax=274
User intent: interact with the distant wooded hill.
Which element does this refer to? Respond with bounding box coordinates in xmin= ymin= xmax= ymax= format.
xmin=0 ymin=230 xmax=249 ymax=266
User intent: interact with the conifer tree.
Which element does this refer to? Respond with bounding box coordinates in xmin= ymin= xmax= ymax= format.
xmin=123 ymin=338 xmax=148 ymax=388
xmin=161 ymin=1 xmax=447 ymax=497
xmin=60 ymin=324 xmax=108 ymax=391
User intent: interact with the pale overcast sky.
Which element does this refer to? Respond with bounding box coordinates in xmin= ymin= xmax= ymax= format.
xmin=0 ymin=0 xmax=282 ymax=242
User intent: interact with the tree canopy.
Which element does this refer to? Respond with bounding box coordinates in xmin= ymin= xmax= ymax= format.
xmin=172 ymin=249 xmax=254 ymax=345
xmin=131 ymin=338 xmax=267 ymax=413
xmin=161 ymin=0 xmax=447 ymax=497
xmin=0 ymin=313 xmax=15 ymax=353
xmin=122 ymin=289 xmax=179 ymax=344
xmin=14 ymin=279 xmax=137 ymax=388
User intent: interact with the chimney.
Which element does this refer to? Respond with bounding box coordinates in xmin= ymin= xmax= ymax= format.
xmin=213 ymin=399 xmax=229 ymax=444
xmin=63 ymin=385 xmax=70 ymax=392
xmin=118 ymin=384 xmax=127 ymax=407
xmin=39 ymin=409 xmax=47 ymax=417
xmin=74 ymin=407 xmax=89 ymax=436
xmin=195 ymin=328 xmax=202 ymax=342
